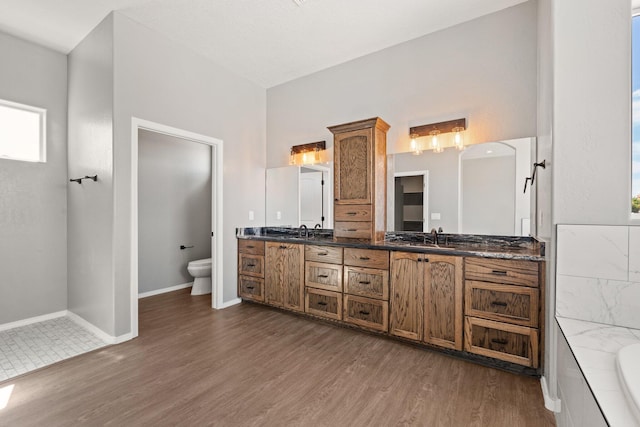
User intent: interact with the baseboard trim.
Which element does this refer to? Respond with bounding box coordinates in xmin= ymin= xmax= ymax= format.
xmin=138 ymin=282 xmax=193 ymax=299
xmin=218 ymin=298 xmax=242 ymax=309
xmin=0 ymin=310 xmax=67 ymax=332
xmin=66 ymin=311 xmax=116 ymax=344
xmin=541 ymin=376 xmax=562 ymax=412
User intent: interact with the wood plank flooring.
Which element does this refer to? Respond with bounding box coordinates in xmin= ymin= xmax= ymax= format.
xmin=0 ymin=289 xmax=555 ymax=426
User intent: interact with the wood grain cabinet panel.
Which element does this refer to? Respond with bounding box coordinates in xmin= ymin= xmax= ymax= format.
xmin=305 ymin=245 xmax=343 ymax=264
xmin=265 ymin=242 xmax=304 ymax=312
xmin=344 ymin=266 xmax=388 ymax=300
xmin=238 ymin=253 xmax=265 ymax=278
xmin=344 ymin=248 xmax=389 ymax=269
xmin=335 ymin=204 xmax=372 ymax=222
xmin=305 ymin=261 xmax=343 ymax=292
xmin=424 ymin=255 xmax=463 ymax=350
xmin=238 ymin=239 xmax=265 ymax=256
xmin=465 ymin=281 xmax=538 ymax=327
xmin=238 ymin=276 xmax=264 ymax=302
xmin=329 ymin=117 xmax=389 ymax=242
xmin=465 ymin=258 xmax=538 ymax=288
xmin=305 ymin=288 xmax=342 ymax=321
xmin=389 ymin=252 xmax=424 ymax=341
xmin=343 ymin=295 xmax=388 ymax=332
xmin=464 ymin=317 xmax=538 ymax=368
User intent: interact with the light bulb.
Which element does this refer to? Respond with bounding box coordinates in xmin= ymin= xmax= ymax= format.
xmin=410 ymin=134 xmax=421 ymax=155
xmin=452 ymin=126 xmax=465 ymax=151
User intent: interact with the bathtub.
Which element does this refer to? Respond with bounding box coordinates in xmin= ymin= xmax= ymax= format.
xmin=617 ymin=343 xmax=640 ymax=424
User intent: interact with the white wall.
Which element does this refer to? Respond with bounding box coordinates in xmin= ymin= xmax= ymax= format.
xmin=0 ymin=31 xmax=68 ymax=324
xmin=112 ymin=13 xmax=266 ymax=335
xmin=67 ymin=15 xmax=116 ymax=334
xmin=138 ymin=130 xmax=212 ymax=294
xmin=267 ymin=1 xmax=538 ymax=168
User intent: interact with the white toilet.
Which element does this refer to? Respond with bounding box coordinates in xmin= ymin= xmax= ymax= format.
xmin=187 ymin=258 xmax=212 ymax=295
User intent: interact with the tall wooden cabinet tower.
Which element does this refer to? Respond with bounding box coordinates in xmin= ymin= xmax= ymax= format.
xmin=328 ymin=117 xmax=390 ymax=243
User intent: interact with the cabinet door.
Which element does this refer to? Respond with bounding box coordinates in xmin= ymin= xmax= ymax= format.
xmin=334 ymin=128 xmax=372 ymax=205
xmin=389 ymin=251 xmax=424 ymax=341
xmin=282 ymin=244 xmax=304 ymax=312
xmin=424 ymin=255 xmax=463 ymax=350
xmin=265 ymin=242 xmax=285 ymax=307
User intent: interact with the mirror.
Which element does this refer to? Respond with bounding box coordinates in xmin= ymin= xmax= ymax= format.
xmin=265 ymin=164 xmax=333 ymax=228
xmin=265 ymin=137 xmax=534 ymax=236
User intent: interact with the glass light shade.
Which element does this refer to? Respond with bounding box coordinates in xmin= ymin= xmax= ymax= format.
xmin=429 ymin=130 xmax=441 ymax=153
xmin=410 ymin=134 xmax=422 ymax=155
xmin=452 ymin=126 xmax=465 ymax=151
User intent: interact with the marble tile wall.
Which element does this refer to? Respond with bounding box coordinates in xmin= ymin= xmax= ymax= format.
xmin=556 ymin=225 xmax=640 ymax=329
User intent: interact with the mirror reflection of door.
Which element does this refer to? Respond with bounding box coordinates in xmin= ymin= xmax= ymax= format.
xmin=299 ymin=167 xmax=326 ymax=228
xmin=460 ymin=143 xmax=516 ymax=235
xmin=393 ymin=172 xmax=428 ymax=232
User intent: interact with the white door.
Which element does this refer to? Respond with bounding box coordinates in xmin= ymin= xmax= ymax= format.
xmin=299 ymin=171 xmax=323 ymax=227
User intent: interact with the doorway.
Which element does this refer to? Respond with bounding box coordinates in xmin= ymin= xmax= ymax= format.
xmin=130 ymin=118 xmax=223 ymax=338
xmin=299 ymin=165 xmax=331 ymax=228
xmin=393 ymin=171 xmax=429 ymax=232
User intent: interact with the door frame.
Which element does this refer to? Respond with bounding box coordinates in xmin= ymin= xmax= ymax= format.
xmin=130 ymin=118 xmax=224 ymax=338
xmin=298 ymin=164 xmax=332 ymax=228
xmin=393 ymin=170 xmax=429 ymax=232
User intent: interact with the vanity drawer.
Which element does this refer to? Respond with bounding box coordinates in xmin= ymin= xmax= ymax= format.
xmin=465 ymin=281 xmax=538 ymax=327
xmin=305 ymin=288 xmax=342 ymax=321
xmin=238 ymin=239 xmax=265 ymax=256
xmin=344 ymin=248 xmax=389 ymax=269
xmin=305 ymin=261 xmax=343 ymax=292
xmin=465 ymin=258 xmax=538 ymax=288
xmin=344 ymin=266 xmax=389 ymax=300
xmin=305 ymin=245 xmax=343 ymax=264
xmin=335 ymin=204 xmax=372 ymax=222
xmin=464 ymin=316 xmax=538 ymax=368
xmin=238 ymin=276 xmax=264 ymax=302
xmin=343 ymin=295 xmax=388 ymax=332
xmin=334 ymin=221 xmax=372 ymax=239
xmin=238 ymin=253 xmax=264 ymax=278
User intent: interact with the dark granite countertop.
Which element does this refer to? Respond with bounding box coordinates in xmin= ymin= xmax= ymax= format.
xmin=236 ymin=227 xmax=545 ymax=261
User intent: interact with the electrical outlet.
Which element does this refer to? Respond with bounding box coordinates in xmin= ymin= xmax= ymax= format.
xmin=276 ymin=211 xmax=282 ymax=220
xmin=431 ymin=213 xmax=441 ymax=220
xmin=249 ymin=210 xmax=254 ymax=221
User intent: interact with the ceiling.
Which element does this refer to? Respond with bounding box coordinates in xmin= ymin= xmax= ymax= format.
xmin=0 ymin=0 xmax=528 ymax=88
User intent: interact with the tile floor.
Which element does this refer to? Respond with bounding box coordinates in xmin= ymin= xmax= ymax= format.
xmin=0 ymin=316 xmax=108 ymax=382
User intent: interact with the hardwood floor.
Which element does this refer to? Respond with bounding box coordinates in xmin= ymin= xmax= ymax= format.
xmin=0 ymin=289 xmax=555 ymax=426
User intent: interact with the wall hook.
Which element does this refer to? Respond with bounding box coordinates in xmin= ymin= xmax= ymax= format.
xmin=523 ymin=160 xmax=546 ymax=193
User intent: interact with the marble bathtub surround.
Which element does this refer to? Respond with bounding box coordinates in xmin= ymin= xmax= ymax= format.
xmin=556 ymin=224 xmax=640 ymax=330
xmin=557 ymin=317 xmax=640 ymax=427
xmin=236 ymin=227 xmax=545 ymax=261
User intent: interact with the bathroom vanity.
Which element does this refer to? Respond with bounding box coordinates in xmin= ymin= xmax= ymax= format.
xmin=237 ymin=228 xmax=545 ymax=376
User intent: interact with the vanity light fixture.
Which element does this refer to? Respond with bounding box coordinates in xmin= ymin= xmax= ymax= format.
xmin=409 ymin=118 xmax=467 ymax=153
xmin=289 ymin=140 xmax=326 ymax=166
xmin=410 ymin=133 xmax=422 ymax=155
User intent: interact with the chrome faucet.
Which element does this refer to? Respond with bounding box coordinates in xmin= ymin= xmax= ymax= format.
xmin=299 ymin=224 xmax=309 ymax=239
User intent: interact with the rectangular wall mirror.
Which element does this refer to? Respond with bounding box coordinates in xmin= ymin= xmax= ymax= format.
xmin=265 ymin=137 xmax=535 ymax=236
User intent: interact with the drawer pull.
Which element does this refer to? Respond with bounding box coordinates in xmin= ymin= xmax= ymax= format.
xmin=359 ymin=310 xmax=370 ymax=316
xmin=279 ymin=245 xmax=287 ymax=249
xmin=318 ymin=252 xmax=329 ymax=256
xmin=317 ymin=301 xmax=328 ymax=306
xmin=491 ymin=270 xmax=508 ymax=276
xmin=246 ymin=263 xmax=256 ymax=267
xmin=359 ymin=256 xmax=370 ymax=261
xmin=246 ymin=286 xmax=254 ymax=290
xmin=491 ymin=338 xmax=509 ymax=345
xmin=359 ymin=281 xmax=371 ymax=285
xmin=318 ymin=274 xmax=329 ymax=278
xmin=491 ymin=301 xmax=508 ymax=307
xmin=346 ymin=212 xmax=357 ymax=216
xmin=347 ymin=229 xmax=357 ymax=232
xmin=246 ymin=245 xmax=255 ymax=249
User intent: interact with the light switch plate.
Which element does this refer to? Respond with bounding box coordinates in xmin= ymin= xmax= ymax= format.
xmin=249 ymin=210 xmax=254 ymax=221
xmin=276 ymin=211 xmax=282 ymax=220
xmin=431 ymin=213 xmax=441 ymax=220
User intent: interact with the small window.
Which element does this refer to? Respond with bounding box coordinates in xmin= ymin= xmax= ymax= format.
xmin=0 ymin=99 xmax=46 ymax=163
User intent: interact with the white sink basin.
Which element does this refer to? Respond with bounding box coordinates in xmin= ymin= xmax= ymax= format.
xmin=617 ymin=343 xmax=640 ymax=424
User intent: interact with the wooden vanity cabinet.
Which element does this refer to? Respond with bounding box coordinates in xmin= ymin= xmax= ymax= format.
xmin=463 ymin=258 xmax=541 ymax=368
xmin=329 ymin=117 xmax=389 ymax=242
xmin=265 ymin=242 xmax=304 ymax=312
xmin=389 ymin=252 xmax=463 ymax=350
xmin=238 ymin=240 xmax=265 ymax=302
